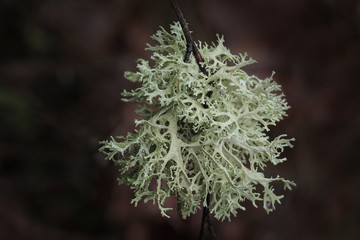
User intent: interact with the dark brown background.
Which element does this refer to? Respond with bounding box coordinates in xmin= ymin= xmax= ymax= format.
xmin=0 ymin=0 xmax=359 ymax=239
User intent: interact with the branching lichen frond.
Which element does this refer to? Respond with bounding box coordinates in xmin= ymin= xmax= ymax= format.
xmin=99 ymin=22 xmax=295 ymax=221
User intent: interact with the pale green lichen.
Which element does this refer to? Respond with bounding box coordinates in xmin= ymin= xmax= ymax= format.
xmin=99 ymin=22 xmax=295 ymax=221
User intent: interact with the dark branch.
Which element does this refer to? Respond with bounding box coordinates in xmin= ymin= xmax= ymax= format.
xmin=198 ymin=194 xmax=219 ymax=240
xmin=198 ymin=204 xmax=207 ymax=240
xmin=169 ymin=0 xmax=192 ymax=62
xmin=169 ymin=0 xmax=207 ymax=75
xmin=207 ymin=211 xmax=219 ymax=240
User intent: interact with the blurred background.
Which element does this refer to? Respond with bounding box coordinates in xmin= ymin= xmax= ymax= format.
xmin=0 ymin=0 xmax=359 ymax=239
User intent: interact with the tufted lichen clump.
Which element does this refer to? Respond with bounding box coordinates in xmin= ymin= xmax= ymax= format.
xmin=99 ymin=22 xmax=295 ymax=221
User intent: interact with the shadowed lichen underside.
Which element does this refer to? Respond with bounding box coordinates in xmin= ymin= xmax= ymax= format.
xmin=99 ymin=22 xmax=295 ymax=221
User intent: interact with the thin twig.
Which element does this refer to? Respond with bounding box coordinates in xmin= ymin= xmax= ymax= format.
xmin=201 ymin=194 xmax=219 ymax=240
xmin=199 ymin=202 xmax=208 ymax=240
xmin=169 ymin=0 xmax=207 ymax=75
xmin=169 ymin=0 xmax=192 ymax=62
xmin=207 ymin=210 xmax=219 ymax=240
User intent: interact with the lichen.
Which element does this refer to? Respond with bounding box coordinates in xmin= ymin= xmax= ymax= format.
xmin=99 ymin=22 xmax=295 ymax=221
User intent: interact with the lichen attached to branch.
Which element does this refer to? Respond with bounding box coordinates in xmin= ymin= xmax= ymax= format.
xmin=99 ymin=22 xmax=295 ymax=221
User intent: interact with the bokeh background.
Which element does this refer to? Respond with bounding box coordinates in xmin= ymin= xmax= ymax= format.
xmin=1 ymin=0 xmax=359 ymax=239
